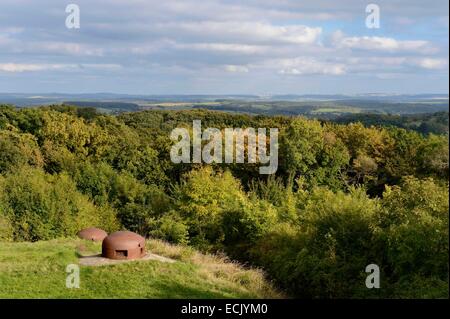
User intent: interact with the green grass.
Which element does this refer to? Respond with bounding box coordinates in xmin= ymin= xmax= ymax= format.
xmin=0 ymin=238 xmax=282 ymax=299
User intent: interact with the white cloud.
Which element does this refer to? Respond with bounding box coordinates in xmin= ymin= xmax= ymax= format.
xmin=0 ymin=63 xmax=50 ymax=72
xmin=35 ymin=43 xmax=104 ymax=57
xmin=0 ymin=0 xmax=447 ymax=93
xmin=331 ymin=31 xmax=437 ymax=54
xmin=261 ymin=57 xmax=346 ymax=75
xmin=0 ymin=63 xmax=121 ymax=73
xmin=345 ymin=56 xmax=448 ymax=70
xmin=414 ymin=58 xmax=448 ymax=69
xmin=161 ymin=21 xmax=322 ymax=45
xmin=176 ymin=42 xmax=268 ymax=54
xmin=224 ymin=65 xmax=249 ymax=73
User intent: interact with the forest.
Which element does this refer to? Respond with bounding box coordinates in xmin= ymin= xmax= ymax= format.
xmin=0 ymin=104 xmax=448 ymax=298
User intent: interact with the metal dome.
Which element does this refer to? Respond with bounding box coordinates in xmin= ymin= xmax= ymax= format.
xmin=77 ymin=227 xmax=108 ymax=242
xmin=102 ymin=231 xmax=146 ymax=260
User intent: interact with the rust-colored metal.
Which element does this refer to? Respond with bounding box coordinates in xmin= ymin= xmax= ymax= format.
xmin=77 ymin=227 xmax=108 ymax=242
xmin=102 ymin=231 xmax=146 ymax=260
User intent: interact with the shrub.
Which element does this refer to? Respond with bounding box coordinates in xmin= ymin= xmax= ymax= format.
xmin=147 ymin=211 xmax=190 ymax=245
xmin=280 ymin=118 xmax=349 ymax=190
xmin=173 ymin=167 xmax=277 ymax=253
xmin=252 ymin=187 xmax=380 ymax=298
xmin=0 ymin=129 xmax=43 ymax=174
xmin=0 ymin=213 xmax=14 ymax=241
xmin=0 ymin=167 xmax=119 ymax=241
xmin=376 ymin=176 xmax=449 ymax=296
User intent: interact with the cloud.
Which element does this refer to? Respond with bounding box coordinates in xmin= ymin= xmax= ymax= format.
xmin=175 ymin=42 xmax=268 ymax=54
xmin=330 ymin=31 xmax=437 ymax=54
xmin=224 ymin=65 xmax=249 ymax=73
xmin=414 ymin=58 xmax=448 ymax=69
xmin=32 ymin=42 xmax=104 ymax=57
xmin=0 ymin=0 xmax=447 ymax=93
xmin=257 ymin=57 xmax=346 ymax=75
xmin=0 ymin=63 xmax=121 ymax=73
xmin=343 ymin=56 xmax=448 ymax=72
xmin=147 ymin=21 xmax=322 ymax=45
xmin=0 ymin=63 xmax=49 ymax=72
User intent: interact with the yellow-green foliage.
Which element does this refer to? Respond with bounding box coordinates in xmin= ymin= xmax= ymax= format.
xmin=280 ymin=118 xmax=350 ymax=190
xmin=0 ymin=129 xmax=44 ymax=173
xmin=171 ymin=167 xmax=277 ymax=251
xmin=377 ymin=177 xmax=449 ymax=283
xmin=40 ymin=111 xmax=110 ymax=159
xmin=251 ymin=178 xmax=449 ymax=298
xmin=0 ymin=167 xmax=119 ymax=241
xmin=0 ymin=105 xmax=448 ymax=298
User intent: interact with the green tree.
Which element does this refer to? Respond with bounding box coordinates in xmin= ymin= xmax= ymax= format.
xmin=280 ymin=118 xmax=349 ymax=190
xmin=376 ymin=176 xmax=449 ymax=297
xmin=173 ymin=167 xmax=277 ymax=252
xmin=0 ymin=167 xmax=119 ymax=241
xmin=0 ymin=129 xmax=43 ymax=174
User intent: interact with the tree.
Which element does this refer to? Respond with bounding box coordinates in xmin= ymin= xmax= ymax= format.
xmin=0 ymin=129 xmax=43 ymax=173
xmin=280 ymin=118 xmax=349 ymax=190
xmin=173 ymin=167 xmax=277 ymax=252
xmin=251 ymin=186 xmax=380 ymax=298
xmin=0 ymin=167 xmax=119 ymax=241
xmin=377 ymin=177 xmax=449 ymax=288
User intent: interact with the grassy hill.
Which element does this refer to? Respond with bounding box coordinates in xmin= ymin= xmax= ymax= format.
xmin=0 ymin=238 xmax=282 ymax=299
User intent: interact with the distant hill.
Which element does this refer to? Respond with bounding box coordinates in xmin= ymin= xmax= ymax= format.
xmin=1 ymin=93 xmax=448 ymax=127
xmin=334 ymin=112 xmax=449 ymax=135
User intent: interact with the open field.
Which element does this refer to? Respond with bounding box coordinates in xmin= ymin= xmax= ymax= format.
xmin=0 ymin=238 xmax=281 ymax=299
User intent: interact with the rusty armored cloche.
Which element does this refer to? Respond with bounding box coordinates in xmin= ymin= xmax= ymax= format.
xmin=77 ymin=227 xmax=108 ymax=242
xmin=102 ymin=231 xmax=146 ymax=260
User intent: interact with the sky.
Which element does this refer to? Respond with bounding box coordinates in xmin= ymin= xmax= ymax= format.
xmin=0 ymin=0 xmax=448 ymax=95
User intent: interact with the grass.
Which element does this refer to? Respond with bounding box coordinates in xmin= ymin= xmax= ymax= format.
xmin=0 ymin=238 xmax=282 ymax=299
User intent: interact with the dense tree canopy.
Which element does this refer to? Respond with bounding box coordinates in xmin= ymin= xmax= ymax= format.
xmin=0 ymin=104 xmax=448 ymax=298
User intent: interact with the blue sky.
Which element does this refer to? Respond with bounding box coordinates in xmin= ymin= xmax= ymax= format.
xmin=0 ymin=0 xmax=448 ymax=94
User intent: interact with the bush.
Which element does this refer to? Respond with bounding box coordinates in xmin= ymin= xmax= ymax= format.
xmin=173 ymin=167 xmax=277 ymax=253
xmin=71 ymin=161 xmax=172 ymax=234
xmin=147 ymin=211 xmax=190 ymax=245
xmin=251 ymin=178 xmax=449 ymax=298
xmin=0 ymin=129 xmax=43 ymax=174
xmin=0 ymin=167 xmax=119 ymax=241
xmin=376 ymin=176 xmax=449 ymax=297
xmin=0 ymin=213 xmax=14 ymax=241
xmin=251 ymin=187 xmax=380 ymax=298
xmin=280 ymin=118 xmax=349 ymax=190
